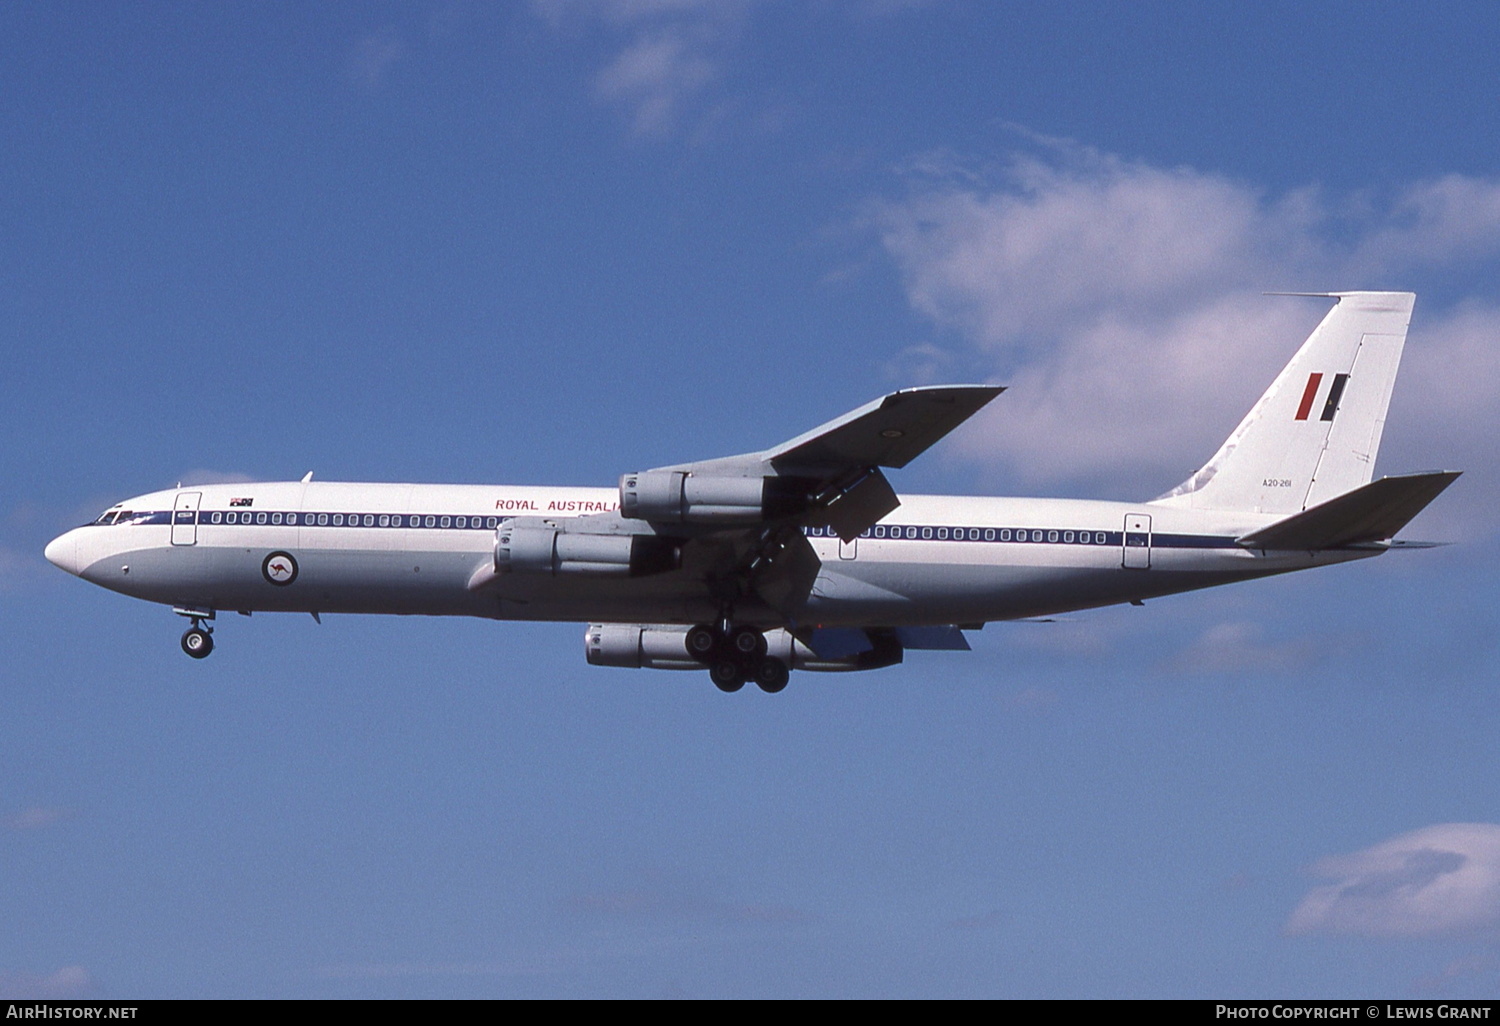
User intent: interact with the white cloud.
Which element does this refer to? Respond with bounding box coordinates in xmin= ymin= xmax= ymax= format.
xmin=0 ymin=966 xmax=91 ymax=999
xmin=883 ymin=341 xmax=960 ymax=386
xmin=1167 ymin=621 xmax=1317 ymax=675
xmin=594 ymin=27 xmax=718 ymax=138
xmin=535 ymin=0 xmax=745 ymax=139
xmin=347 ymin=27 xmax=406 ymax=90
xmin=872 ymin=140 xmax=1500 ymax=524
xmin=1287 ymin=823 xmax=1500 ymax=937
xmin=6 ymin=807 xmax=70 ymax=831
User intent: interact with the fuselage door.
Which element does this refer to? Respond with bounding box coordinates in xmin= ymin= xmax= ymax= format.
xmin=1122 ymin=513 xmax=1151 ymax=569
xmin=839 ymin=536 xmax=858 ymax=560
xmin=172 ymin=491 xmax=202 ymax=546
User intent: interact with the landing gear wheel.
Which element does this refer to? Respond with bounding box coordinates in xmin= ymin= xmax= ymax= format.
xmin=686 ymin=624 xmax=719 ymax=662
xmin=729 ymin=625 xmax=767 ymax=658
xmin=181 ymin=627 xmax=214 ymax=659
xmin=710 ymin=660 xmax=746 ymax=692
xmin=755 ymin=657 xmax=790 ymax=694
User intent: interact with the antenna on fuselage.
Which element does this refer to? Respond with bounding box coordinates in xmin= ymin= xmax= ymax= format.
xmin=301 ymin=471 xmax=314 ymax=483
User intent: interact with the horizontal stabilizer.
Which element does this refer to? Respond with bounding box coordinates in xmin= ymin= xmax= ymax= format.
xmin=1236 ymin=471 xmax=1460 ymax=550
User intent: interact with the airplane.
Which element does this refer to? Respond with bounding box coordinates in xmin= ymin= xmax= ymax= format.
xmin=45 ymin=291 xmax=1457 ymax=693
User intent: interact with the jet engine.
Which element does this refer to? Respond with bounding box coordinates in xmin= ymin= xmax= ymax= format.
xmin=584 ymin=624 xmax=903 ymax=672
xmin=619 ymin=471 xmax=814 ymax=525
xmin=495 ymin=520 xmax=680 ymax=577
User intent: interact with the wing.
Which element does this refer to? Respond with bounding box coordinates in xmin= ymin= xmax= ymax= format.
xmin=635 ymin=384 xmax=1003 ymax=542
xmin=476 ymin=386 xmax=1002 ymax=620
xmin=669 ymin=384 xmax=1003 ymax=475
xmin=605 ymin=384 xmax=1003 ymax=621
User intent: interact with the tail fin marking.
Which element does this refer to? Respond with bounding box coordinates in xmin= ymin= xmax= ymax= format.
xmin=1157 ymin=292 xmax=1415 ymax=515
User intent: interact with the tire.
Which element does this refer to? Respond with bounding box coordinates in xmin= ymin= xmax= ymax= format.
xmin=181 ymin=628 xmax=214 ymax=659
xmin=685 ymin=624 xmax=718 ymax=662
xmin=755 ymin=657 xmax=789 ymax=694
xmin=730 ymin=626 xmax=767 ymax=658
xmin=710 ymin=660 xmax=745 ymax=692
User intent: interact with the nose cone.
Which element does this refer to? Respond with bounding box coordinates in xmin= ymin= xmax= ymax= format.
xmin=44 ymin=530 xmax=84 ymax=577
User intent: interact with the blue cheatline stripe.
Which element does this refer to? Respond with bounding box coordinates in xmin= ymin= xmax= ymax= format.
xmin=807 ymin=525 xmax=1239 ymax=549
xmin=89 ymin=511 xmax=1240 ymax=549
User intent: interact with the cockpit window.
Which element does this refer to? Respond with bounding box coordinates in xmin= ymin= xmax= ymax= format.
xmin=94 ymin=509 xmax=120 ymax=525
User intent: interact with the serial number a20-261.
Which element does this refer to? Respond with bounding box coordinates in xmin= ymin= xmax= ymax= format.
xmin=1262 ymin=478 xmax=1294 ymax=488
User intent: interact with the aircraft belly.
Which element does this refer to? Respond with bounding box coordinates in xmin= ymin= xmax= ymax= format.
xmin=797 ymin=557 xmax=1295 ymax=625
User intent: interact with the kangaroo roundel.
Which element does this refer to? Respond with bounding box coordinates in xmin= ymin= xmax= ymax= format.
xmin=262 ymin=551 xmax=298 ymax=586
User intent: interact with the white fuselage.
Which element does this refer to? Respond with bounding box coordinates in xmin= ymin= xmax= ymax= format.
xmin=44 ymin=480 xmax=1376 ymax=629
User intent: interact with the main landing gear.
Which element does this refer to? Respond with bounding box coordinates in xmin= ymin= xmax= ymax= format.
xmin=686 ymin=623 xmax=790 ymax=694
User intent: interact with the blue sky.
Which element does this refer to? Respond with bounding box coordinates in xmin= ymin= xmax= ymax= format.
xmin=4 ymin=1 xmax=1500 ymax=999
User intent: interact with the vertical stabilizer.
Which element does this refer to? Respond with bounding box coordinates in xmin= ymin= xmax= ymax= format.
xmin=1156 ymin=292 xmax=1414 ymax=515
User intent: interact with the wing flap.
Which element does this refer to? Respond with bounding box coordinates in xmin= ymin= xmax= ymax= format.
xmin=1236 ymin=471 xmax=1460 ymax=550
xmin=808 ymin=468 xmax=901 ymax=542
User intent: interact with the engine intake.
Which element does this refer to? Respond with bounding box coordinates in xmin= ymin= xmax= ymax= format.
xmin=619 ymin=471 xmax=813 ymax=525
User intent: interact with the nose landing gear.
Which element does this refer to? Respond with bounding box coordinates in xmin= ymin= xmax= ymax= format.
xmin=181 ymin=625 xmax=214 ymax=659
xmin=174 ymin=606 xmax=216 ymax=659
